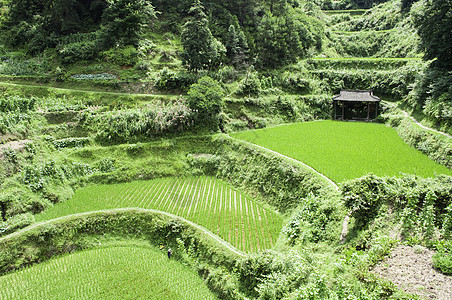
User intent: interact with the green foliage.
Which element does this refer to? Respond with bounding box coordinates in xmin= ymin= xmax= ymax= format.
xmin=342 ymin=174 xmax=452 ymax=244
xmin=0 ymin=95 xmax=36 ymax=112
xmin=412 ymin=0 xmax=452 ymax=68
xmin=58 ymin=33 xmax=99 ymax=64
xmin=154 ymin=67 xmax=198 ymax=91
xmin=342 ymin=174 xmax=388 ymax=228
xmin=0 ymin=213 xmax=34 ymax=236
xmin=101 ymin=45 xmax=139 ymax=66
xmin=225 ymin=22 xmax=249 ymax=68
xmin=433 ymin=241 xmax=452 ymax=275
xmin=256 ymin=6 xmax=323 ymax=68
xmin=235 ymin=71 xmax=262 ymax=96
xmin=0 ymin=209 xmax=240 ymax=275
xmin=85 ymin=98 xmax=194 ymax=144
xmin=180 ymin=0 xmax=223 ymax=71
xmin=187 ymin=76 xmax=224 ymax=129
xmin=1 ymin=0 xmax=155 ymax=55
xmin=284 ymin=193 xmax=342 ymax=244
xmin=0 ymin=188 xmax=49 ymax=220
xmin=52 ymin=137 xmax=92 ymax=150
xmin=236 ymin=250 xmax=313 ymax=298
xmin=98 ymin=0 xmax=156 ymax=49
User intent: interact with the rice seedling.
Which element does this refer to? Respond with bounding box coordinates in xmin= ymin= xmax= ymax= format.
xmin=36 ymin=176 xmax=282 ymax=252
xmin=0 ymin=246 xmax=217 ymax=300
xmin=231 ymin=120 xmax=452 ymax=183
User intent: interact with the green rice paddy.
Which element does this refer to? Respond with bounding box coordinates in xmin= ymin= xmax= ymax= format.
xmin=231 ymin=121 xmax=452 ymax=182
xmin=0 ymin=246 xmax=216 ymax=300
xmin=36 ymin=176 xmax=282 ymax=252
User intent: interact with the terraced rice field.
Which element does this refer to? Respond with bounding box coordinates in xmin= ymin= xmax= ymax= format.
xmin=37 ymin=176 xmax=282 ymax=252
xmin=231 ymin=121 xmax=452 ymax=182
xmin=0 ymin=246 xmax=216 ymax=300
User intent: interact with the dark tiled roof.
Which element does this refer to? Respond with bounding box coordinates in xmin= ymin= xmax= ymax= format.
xmin=333 ymin=90 xmax=380 ymax=102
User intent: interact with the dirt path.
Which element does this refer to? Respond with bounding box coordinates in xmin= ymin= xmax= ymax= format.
xmin=383 ymin=101 xmax=452 ymax=139
xmin=373 ymin=245 xmax=452 ymax=299
xmin=0 ymin=208 xmax=245 ymax=257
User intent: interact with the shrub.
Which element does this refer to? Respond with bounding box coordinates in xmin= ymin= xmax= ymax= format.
xmin=91 ymin=98 xmax=194 ymax=144
xmin=53 ymin=138 xmax=92 ymax=150
xmin=101 ymin=45 xmax=138 ymax=66
xmin=0 ymin=213 xmax=35 ymax=237
xmin=433 ymin=241 xmax=452 ymax=275
xmin=187 ymin=76 xmax=224 ymax=129
xmin=235 ymin=71 xmax=261 ymax=97
xmin=283 ymin=194 xmax=342 ymax=245
xmin=154 ymin=68 xmax=198 ymax=91
xmin=59 ymin=40 xmax=98 ymax=64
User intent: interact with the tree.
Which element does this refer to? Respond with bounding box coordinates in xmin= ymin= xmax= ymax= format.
xmin=99 ymin=0 xmax=156 ymax=48
xmin=225 ymin=21 xmax=249 ymax=68
xmin=187 ymin=76 xmax=224 ymax=129
xmin=180 ymin=0 xmax=223 ymax=71
xmin=413 ymin=0 xmax=452 ymax=68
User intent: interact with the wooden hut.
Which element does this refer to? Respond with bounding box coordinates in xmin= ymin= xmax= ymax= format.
xmin=333 ymin=90 xmax=380 ymax=121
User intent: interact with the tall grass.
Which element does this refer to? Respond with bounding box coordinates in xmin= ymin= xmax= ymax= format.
xmin=36 ymin=176 xmax=282 ymax=252
xmin=0 ymin=246 xmax=217 ymax=300
xmin=231 ymin=121 xmax=452 ymax=183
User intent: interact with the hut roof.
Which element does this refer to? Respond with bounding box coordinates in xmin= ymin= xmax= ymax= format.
xmin=333 ymin=90 xmax=380 ymax=102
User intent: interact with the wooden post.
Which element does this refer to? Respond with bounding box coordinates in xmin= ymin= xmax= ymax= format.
xmin=333 ymin=100 xmax=336 ymax=120
xmin=341 ymin=103 xmax=344 ymax=120
xmin=367 ymin=102 xmax=370 ymax=121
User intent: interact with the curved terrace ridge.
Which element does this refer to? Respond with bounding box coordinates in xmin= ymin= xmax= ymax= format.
xmin=0 ymin=208 xmax=245 ymax=257
xmin=227 ymin=135 xmax=339 ymax=190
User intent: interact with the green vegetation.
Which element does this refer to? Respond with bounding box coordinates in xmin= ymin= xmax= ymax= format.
xmin=231 ymin=121 xmax=452 ymax=182
xmin=36 ymin=176 xmax=282 ymax=252
xmin=0 ymin=0 xmax=452 ymax=298
xmin=0 ymin=246 xmax=217 ymax=300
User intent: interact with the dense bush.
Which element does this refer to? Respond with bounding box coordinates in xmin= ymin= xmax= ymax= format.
xmin=342 ymin=174 xmax=452 ymax=244
xmin=52 ymin=137 xmax=92 ymax=150
xmin=283 ymin=193 xmax=343 ymax=245
xmin=86 ymin=98 xmax=194 ymax=144
xmin=154 ymin=67 xmax=198 ymax=91
xmin=101 ymin=46 xmax=138 ymax=66
xmin=236 ymin=250 xmax=313 ymax=298
xmin=187 ymin=76 xmax=224 ymax=129
xmin=0 ymin=213 xmax=35 ymax=237
xmin=0 ymin=95 xmax=36 ymax=113
xmin=433 ymin=241 xmax=452 ymax=275
xmin=235 ymin=71 xmax=262 ymax=97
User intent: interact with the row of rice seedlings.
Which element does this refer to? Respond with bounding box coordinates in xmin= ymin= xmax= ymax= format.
xmin=36 ymin=176 xmax=283 ymax=252
xmin=231 ymin=121 xmax=452 ymax=182
xmin=0 ymin=246 xmax=216 ymax=300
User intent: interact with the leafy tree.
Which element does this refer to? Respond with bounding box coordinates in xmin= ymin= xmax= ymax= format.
xmin=413 ymin=0 xmax=452 ymax=69
xmin=180 ymin=0 xmax=223 ymax=71
xmin=187 ymin=76 xmax=224 ymax=129
xmin=225 ymin=21 xmax=249 ymax=68
xmin=98 ymin=0 xmax=157 ymax=48
xmin=256 ymin=4 xmax=321 ymax=68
